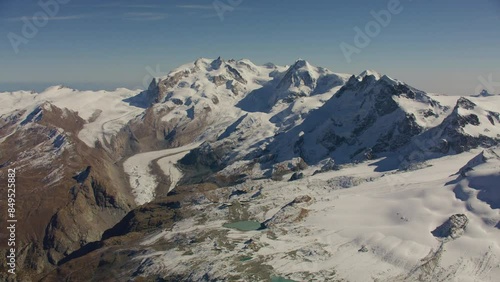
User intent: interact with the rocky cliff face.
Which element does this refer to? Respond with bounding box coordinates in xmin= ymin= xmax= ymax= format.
xmin=0 ymin=103 xmax=134 ymax=281
xmin=40 ymin=183 xmax=219 ymax=282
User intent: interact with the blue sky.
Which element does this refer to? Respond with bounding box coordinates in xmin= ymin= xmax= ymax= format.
xmin=1 ymin=0 xmax=499 ymax=95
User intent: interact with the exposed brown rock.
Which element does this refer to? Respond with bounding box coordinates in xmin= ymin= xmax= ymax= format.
xmin=0 ymin=104 xmax=135 ymax=281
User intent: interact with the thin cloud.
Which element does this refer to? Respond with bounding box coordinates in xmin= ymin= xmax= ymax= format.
xmin=178 ymin=3 xmax=252 ymax=18
xmin=69 ymin=2 xmax=160 ymax=9
xmin=5 ymin=14 xmax=90 ymax=22
xmin=176 ymin=5 xmax=214 ymax=10
xmin=122 ymin=12 xmax=168 ymax=21
xmin=124 ymin=4 xmax=159 ymax=8
xmin=94 ymin=3 xmax=160 ymax=8
xmin=5 ymin=12 xmax=168 ymax=23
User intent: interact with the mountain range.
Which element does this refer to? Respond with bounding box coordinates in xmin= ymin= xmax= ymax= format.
xmin=1 ymin=58 xmax=499 ymax=281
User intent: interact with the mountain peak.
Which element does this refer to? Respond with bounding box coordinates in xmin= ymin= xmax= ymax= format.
xmin=147 ymin=77 xmax=159 ymax=91
xmin=277 ymin=59 xmax=317 ymax=91
xmin=291 ymin=59 xmax=311 ymax=70
xmin=455 ymin=97 xmax=477 ymax=110
xmin=358 ymin=69 xmax=382 ymax=80
xmin=43 ymin=85 xmax=75 ymax=93
xmin=478 ymin=89 xmax=495 ymax=97
xmin=211 ymin=56 xmax=224 ymax=70
xmin=192 ymin=57 xmax=213 ymax=69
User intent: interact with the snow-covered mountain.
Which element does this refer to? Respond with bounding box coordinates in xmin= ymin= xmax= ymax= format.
xmin=237 ymin=59 xmax=350 ymax=112
xmin=117 ymin=58 xmax=287 ymax=152
xmin=1 ymin=58 xmax=500 ymax=281
xmin=269 ymin=72 xmax=450 ymax=164
xmin=0 ymin=85 xmax=145 ymax=148
xmin=408 ymin=97 xmax=500 ymax=155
